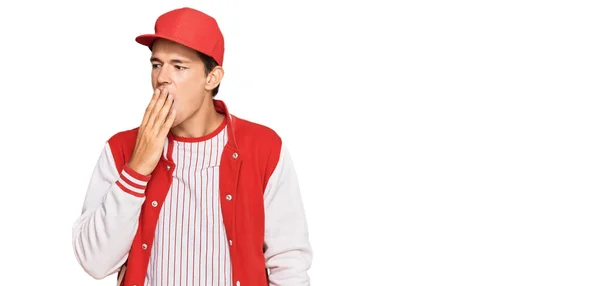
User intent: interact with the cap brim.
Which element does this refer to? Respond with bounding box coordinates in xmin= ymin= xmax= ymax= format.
xmin=135 ymin=33 xmax=197 ymax=52
xmin=135 ymin=34 xmax=160 ymax=47
xmin=135 ymin=33 xmax=222 ymax=66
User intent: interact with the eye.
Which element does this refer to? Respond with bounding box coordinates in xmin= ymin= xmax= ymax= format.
xmin=175 ymin=65 xmax=188 ymax=70
xmin=151 ymin=64 xmax=161 ymax=69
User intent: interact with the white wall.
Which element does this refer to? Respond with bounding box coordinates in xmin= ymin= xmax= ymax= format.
xmin=1 ymin=0 xmax=599 ymax=285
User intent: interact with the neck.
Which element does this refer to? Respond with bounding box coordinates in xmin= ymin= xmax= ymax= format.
xmin=170 ymin=97 xmax=225 ymax=139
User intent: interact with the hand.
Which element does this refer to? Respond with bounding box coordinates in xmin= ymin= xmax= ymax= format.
xmin=127 ymin=87 xmax=176 ymax=176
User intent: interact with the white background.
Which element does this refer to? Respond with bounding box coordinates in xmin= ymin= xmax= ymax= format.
xmin=1 ymin=0 xmax=599 ymax=285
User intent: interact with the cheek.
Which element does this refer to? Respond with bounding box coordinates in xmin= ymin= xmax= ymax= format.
xmin=171 ymin=93 xmax=191 ymax=114
xmin=175 ymin=71 xmax=205 ymax=90
xmin=151 ymin=71 xmax=159 ymax=86
xmin=171 ymin=73 xmax=205 ymax=109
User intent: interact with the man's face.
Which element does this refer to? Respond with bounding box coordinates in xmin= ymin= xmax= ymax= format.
xmin=150 ymin=39 xmax=209 ymax=127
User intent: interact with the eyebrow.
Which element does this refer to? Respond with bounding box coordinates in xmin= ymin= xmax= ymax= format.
xmin=150 ymin=57 xmax=191 ymax=64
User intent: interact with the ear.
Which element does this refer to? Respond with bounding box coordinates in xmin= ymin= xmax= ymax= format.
xmin=205 ymin=66 xmax=224 ymax=92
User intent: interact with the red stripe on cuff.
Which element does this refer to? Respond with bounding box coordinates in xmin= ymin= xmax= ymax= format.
xmin=121 ymin=174 xmax=146 ymax=190
xmin=116 ymin=180 xmax=145 ymax=198
xmin=123 ymin=164 xmax=152 ymax=182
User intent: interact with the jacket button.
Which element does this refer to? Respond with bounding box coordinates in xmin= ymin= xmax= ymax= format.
xmin=151 ymin=201 xmax=158 ymax=207
xmin=236 ymin=281 xmax=240 ymax=286
xmin=142 ymin=243 xmax=147 ymax=250
xmin=232 ymin=152 xmax=238 ymax=159
xmin=166 ymin=165 xmax=171 ymax=170
xmin=226 ymin=194 xmax=232 ymax=201
xmin=229 ymin=240 xmax=232 ymax=246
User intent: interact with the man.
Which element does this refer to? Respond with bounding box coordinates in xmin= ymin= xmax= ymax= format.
xmin=72 ymin=7 xmax=312 ymax=286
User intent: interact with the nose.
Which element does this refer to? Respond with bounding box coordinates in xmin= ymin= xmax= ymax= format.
xmin=156 ymin=66 xmax=172 ymax=86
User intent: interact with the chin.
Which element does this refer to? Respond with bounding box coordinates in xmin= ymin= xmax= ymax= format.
xmin=171 ymin=115 xmax=186 ymax=128
xmin=171 ymin=120 xmax=182 ymax=128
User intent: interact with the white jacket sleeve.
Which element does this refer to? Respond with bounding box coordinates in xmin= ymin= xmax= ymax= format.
xmin=263 ymin=143 xmax=313 ymax=285
xmin=72 ymin=142 xmax=148 ymax=279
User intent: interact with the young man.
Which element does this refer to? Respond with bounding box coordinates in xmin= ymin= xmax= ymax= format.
xmin=71 ymin=7 xmax=312 ymax=286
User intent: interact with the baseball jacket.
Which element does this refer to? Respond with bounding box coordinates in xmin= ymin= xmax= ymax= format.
xmin=72 ymin=99 xmax=312 ymax=286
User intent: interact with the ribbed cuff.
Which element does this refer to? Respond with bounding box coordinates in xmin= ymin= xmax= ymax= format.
xmin=115 ymin=164 xmax=151 ymax=198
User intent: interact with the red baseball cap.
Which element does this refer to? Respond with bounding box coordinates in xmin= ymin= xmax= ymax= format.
xmin=135 ymin=7 xmax=225 ymax=66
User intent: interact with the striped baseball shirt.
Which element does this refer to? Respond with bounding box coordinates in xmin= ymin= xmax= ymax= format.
xmin=145 ymin=119 xmax=231 ymax=286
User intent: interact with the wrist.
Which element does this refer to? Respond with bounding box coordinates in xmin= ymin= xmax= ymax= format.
xmin=127 ymin=160 xmax=152 ymax=176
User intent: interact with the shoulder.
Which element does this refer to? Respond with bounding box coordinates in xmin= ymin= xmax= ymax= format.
xmin=230 ymin=114 xmax=287 ymax=184
xmin=231 ymin=115 xmax=282 ymax=150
